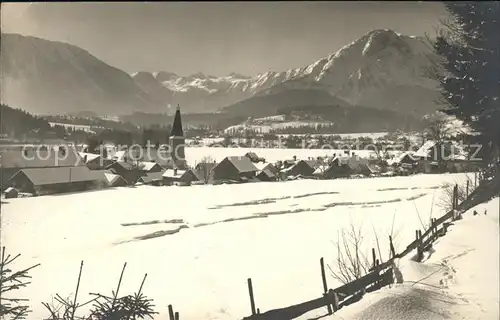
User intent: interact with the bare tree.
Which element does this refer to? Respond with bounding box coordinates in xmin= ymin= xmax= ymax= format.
xmin=328 ymin=222 xmax=371 ymax=285
xmin=312 ymin=157 xmax=329 ymax=179
xmin=195 ymin=156 xmax=216 ymax=184
xmin=438 ymin=177 xmax=472 ymax=212
xmin=423 ymin=112 xmax=453 ymax=143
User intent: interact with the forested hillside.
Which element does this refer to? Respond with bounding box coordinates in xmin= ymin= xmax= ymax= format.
xmin=0 ymin=104 xmax=53 ymax=139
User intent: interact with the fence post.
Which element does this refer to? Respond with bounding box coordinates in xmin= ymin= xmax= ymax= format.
xmin=332 ymin=290 xmax=339 ymax=311
xmin=474 ymin=170 xmax=478 ymax=189
xmin=168 ymin=305 xmax=175 ymax=320
xmin=453 ymin=185 xmax=456 ymax=210
xmin=372 ymin=248 xmax=377 ymax=268
xmin=247 ymin=278 xmax=257 ymax=315
xmin=430 ymin=218 xmax=434 ymax=237
xmin=416 ymin=230 xmax=423 ymax=261
xmin=430 ymin=218 xmax=433 ymax=235
xmin=320 ymin=257 xmax=333 ymax=315
xmin=175 ymin=312 xmax=180 ymax=320
xmin=389 ymin=236 xmax=396 ymax=259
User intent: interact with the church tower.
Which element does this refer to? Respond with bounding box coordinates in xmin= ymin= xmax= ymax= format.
xmin=169 ymin=104 xmax=187 ymax=169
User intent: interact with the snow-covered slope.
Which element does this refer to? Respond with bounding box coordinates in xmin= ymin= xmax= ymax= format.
xmin=317 ymin=196 xmax=499 ymax=320
xmin=131 ymin=69 xmax=311 ymax=113
xmin=225 ymin=29 xmax=440 ymax=117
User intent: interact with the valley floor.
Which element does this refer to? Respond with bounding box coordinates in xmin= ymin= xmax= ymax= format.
xmin=1 ymin=173 xmax=491 ymax=319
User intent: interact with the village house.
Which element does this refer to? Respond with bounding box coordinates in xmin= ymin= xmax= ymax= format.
xmin=1 ymin=145 xmax=85 ymax=189
xmin=413 ymin=141 xmax=453 ymax=162
xmin=212 ymin=156 xmax=259 ymax=182
xmin=390 ymin=152 xmax=418 ymax=168
xmin=4 ymin=187 xmax=19 ymax=199
xmin=162 ymin=168 xmax=199 ymax=186
xmin=106 ymin=161 xmax=144 ymax=185
xmin=103 ymin=172 xmax=128 ymax=187
xmin=312 ymin=154 xmax=372 ymax=179
xmin=280 ymin=159 xmax=318 ymax=179
xmin=254 ymin=162 xmax=279 ymax=181
xmin=138 ymin=161 xmax=163 ymax=174
xmin=78 ymin=152 xmax=111 ymax=170
xmin=5 ymin=166 xmax=104 ymax=196
xmin=138 ymin=171 xmax=165 ymax=186
xmin=342 ymin=156 xmax=372 ymax=176
xmin=412 ymin=140 xmax=477 ymax=174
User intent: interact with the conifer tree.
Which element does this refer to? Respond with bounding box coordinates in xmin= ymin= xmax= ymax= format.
xmin=433 ymin=2 xmax=500 ymax=165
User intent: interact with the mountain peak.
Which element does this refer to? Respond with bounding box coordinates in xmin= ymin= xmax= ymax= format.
xmin=187 ymin=72 xmax=209 ymax=79
xmin=228 ymin=72 xmax=250 ymax=79
xmin=366 ymin=29 xmax=401 ymax=37
xmin=361 ymin=28 xmax=414 ymax=57
xmin=154 ymin=71 xmax=179 ymax=82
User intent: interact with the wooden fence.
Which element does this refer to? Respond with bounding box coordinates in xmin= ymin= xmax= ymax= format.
xmin=241 ymin=183 xmax=474 ymax=320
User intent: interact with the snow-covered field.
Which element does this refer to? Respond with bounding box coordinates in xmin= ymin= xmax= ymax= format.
xmin=275 ymin=132 xmax=390 ymax=140
xmin=48 ymin=122 xmax=98 ymax=133
xmin=1 ymin=173 xmax=476 ymax=319
xmin=224 ymin=121 xmax=333 ymax=134
xmin=184 ymin=146 xmax=377 ymax=166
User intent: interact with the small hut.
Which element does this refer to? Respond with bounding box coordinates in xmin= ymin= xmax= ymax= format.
xmin=4 ymin=187 xmax=19 ymax=199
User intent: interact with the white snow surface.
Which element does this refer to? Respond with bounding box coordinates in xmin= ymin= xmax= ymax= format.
xmin=306 ymin=196 xmax=500 ymax=320
xmin=185 ymin=146 xmax=377 ymax=166
xmin=1 ymin=173 xmax=479 ymax=320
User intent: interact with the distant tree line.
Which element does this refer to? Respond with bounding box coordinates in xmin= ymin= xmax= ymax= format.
xmin=0 ymin=104 xmax=53 ymax=139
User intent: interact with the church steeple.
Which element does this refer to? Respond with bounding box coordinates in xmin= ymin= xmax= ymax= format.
xmin=170 ymin=104 xmax=184 ymax=137
xmin=168 ymin=104 xmax=187 ymax=170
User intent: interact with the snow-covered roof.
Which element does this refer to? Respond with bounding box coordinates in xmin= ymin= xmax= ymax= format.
xmin=225 ymin=156 xmax=258 ymax=173
xmin=139 ymin=161 xmax=160 ymax=171
xmin=414 ymin=140 xmax=437 ymax=158
xmin=162 ymin=169 xmax=187 ymax=178
xmin=253 ymin=162 xmax=270 ymax=171
xmin=388 ymin=152 xmax=416 ymax=165
xmin=140 ymin=171 xmax=164 ymax=183
xmin=313 ymin=165 xmax=329 ymax=175
xmin=281 ymin=166 xmax=295 ymax=173
xmin=78 ymin=152 xmax=101 ymax=163
xmin=104 ymin=173 xmax=124 ymax=185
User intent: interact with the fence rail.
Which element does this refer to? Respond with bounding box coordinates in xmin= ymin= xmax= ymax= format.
xmin=241 ymin=183 xmax=475 ymax=320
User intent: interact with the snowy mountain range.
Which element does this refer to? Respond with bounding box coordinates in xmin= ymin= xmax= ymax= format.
xmin=134 ymin=29 xmax=440 ymax=117
xmin=1 ymin=29 xmax=441 ymax=118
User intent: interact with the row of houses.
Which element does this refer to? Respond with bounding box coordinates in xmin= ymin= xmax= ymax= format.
xmin=388 ymin=140 xmax=482 ymax=174
xmin=0 ymin=144 xmax=374 ymax=197
xmin=0 ymin=139 xmax=481 ymax=198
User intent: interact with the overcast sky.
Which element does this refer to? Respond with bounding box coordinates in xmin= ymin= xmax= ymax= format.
xmin=2 ymin=1 xmax=448 ymax=76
